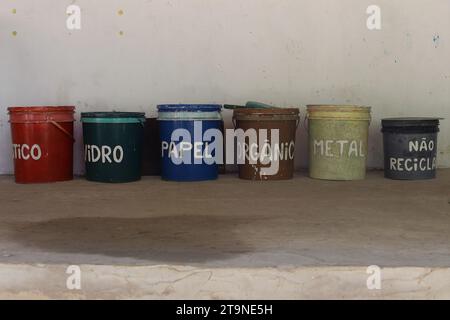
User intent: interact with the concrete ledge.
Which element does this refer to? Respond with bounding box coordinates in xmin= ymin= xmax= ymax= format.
xmin=1 ymin=264 xmax=449 ymax=299
xmin=0 ymin=170 xmax=449 ymax=299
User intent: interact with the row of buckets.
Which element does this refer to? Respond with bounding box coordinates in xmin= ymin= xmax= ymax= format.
xmin=7 ymin=104 xmax=442 ymax=184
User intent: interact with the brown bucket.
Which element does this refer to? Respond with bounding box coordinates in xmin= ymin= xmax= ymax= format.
xmin=233 ymin=108 xmax=300 ymax=180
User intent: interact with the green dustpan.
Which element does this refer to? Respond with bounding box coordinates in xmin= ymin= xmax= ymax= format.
xmin=224 ymin=101 xmax=278 ymax=110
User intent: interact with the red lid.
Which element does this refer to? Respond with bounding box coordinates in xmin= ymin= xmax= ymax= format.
xmin=8 ymin=106 xmax=75 ymax=113
xmin=8 ymin=106 xmax=75 ymax=123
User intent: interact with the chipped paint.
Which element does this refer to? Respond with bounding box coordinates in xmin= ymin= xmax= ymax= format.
xmin=433 ymin=35 xmax=440 ymax=48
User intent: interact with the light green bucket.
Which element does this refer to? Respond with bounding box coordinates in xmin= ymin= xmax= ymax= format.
xmin=307 ymin=105 xmax=371 ymax=180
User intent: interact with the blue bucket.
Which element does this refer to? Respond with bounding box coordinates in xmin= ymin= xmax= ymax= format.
xmin=157 ymin=104 xmax=223 ymax=181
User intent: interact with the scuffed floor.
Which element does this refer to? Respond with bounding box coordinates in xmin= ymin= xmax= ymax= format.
xmin=0 ymin=170 xmax=449 ymax=298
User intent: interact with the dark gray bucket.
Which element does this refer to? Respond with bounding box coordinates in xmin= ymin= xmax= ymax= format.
xmin=381 ymin=117 xmax=441 ymax=180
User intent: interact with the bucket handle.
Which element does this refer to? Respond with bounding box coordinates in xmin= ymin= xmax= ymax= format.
xmin=303 ymin=114 xmax=309 ymax=134
xmin=50 ymin=121 xmax=75 ymax=143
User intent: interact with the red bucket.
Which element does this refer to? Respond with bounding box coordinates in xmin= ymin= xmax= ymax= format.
xmin=8 ymin=106 xmax=75 ymax=183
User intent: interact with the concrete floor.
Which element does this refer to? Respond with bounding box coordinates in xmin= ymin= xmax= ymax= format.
xmin=0 ymin=170 xmax=449 ymax=299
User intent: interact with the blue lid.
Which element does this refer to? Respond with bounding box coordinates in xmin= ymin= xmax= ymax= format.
xmin=157 ymin=104 xmax=222 ymax=112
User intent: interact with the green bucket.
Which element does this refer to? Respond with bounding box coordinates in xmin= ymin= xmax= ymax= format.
xmin=307 ymin=105 xmax=371 ymax=180
xmin=81 ymin=112 xmax=145 ymax=183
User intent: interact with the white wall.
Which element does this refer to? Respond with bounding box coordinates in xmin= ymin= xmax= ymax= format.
xmin=1 ymin=0 xmax=449 ymax=174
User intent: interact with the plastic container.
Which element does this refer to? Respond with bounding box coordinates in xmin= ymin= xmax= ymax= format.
xmin=81 ymin=112 xmax=145 ymax=183
xmin=382 ymin=117 xmax=441 ymax=180
xmin=307 ymin=105 xmax=371 ymax=180
xmin=233 ymin=108 xmax=300 ymax=180
xmin=8 ymin=106 xmax=75 ymax=184
xmin=158 ymin=104 xmax=223 ymax=181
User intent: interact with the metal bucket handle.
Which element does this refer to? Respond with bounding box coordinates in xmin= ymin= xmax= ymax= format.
xmin=303 ymin=114 xmax=309 ymax=134
xmin=50 ymin=121 xmax=75 ymax=143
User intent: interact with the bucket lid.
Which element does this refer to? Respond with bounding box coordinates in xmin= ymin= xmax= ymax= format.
xmin=233 ymin=108 xmax=299 ymax=121
xmin=81 ymin=111 xmax=145 ymax=118
xmin=8 ymin=106 xmax=75 ymax=123
xmin=234 ymin=108 xmax=299 ymax=116
xmin=8 ymin=106 xmax=75 ymax=113
xmin=382 ymin=117 xmax=441 ymax=127
xmin=307 ymin=105 xmax=371 ymax=120
xmin=157 ymin=104 xmax=222 ymax=112
xmin=307 ymin=105 xmax=371 ymax=112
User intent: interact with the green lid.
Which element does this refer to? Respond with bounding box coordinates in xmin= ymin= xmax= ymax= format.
xmin=245 ymin=101 xmax=277 ymax=108
xmin=224 ymin=101 xmax=277 ymax=110
xmin=81 ymin=112 xmax=145 ymax=118
xmin=81 ymin=112 xmax=145 ymax=123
